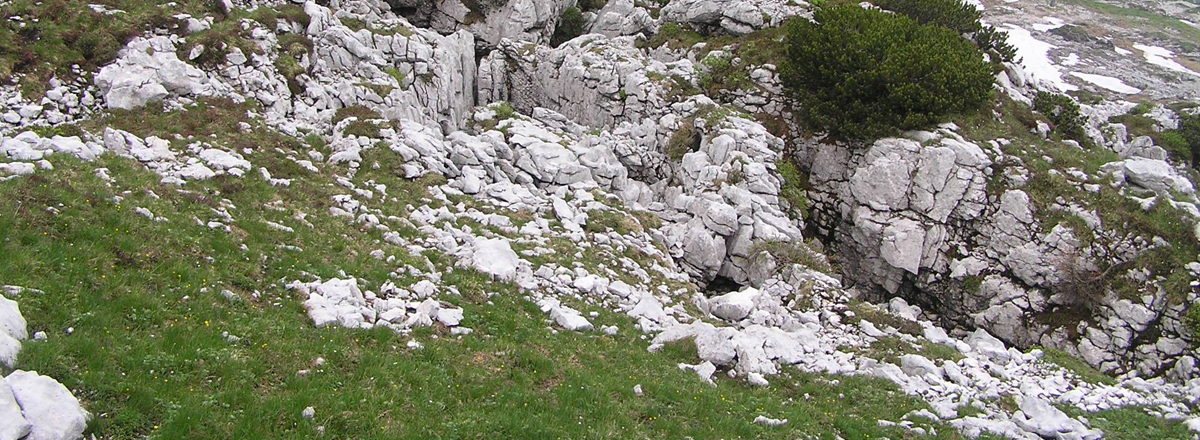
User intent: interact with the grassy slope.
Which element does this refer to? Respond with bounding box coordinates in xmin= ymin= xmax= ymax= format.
xmin=0 ymin=103 xmax=993 ymax=439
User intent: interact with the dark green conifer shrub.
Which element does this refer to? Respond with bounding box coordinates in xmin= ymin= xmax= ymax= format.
xmin=780 ymin=5 xmax=994 ymax=140
xmin=550 ymin=7 xmax=586 ymax=47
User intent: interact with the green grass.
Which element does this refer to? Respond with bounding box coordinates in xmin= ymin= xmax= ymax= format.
xmin=1061 ymin=406 xmax=1195 ymax=440
xmin=845 ymin=301 xmax=922 ymax=336
xmin=854 ymin=337 xmax=965 ymax=364
xmin=0 ymin=102 xmax=988 ymax=439
xmin=1038 ymin=348 xmax=1116 ymax=386
xmin=775 ymin=159 xmax=810 ymax=217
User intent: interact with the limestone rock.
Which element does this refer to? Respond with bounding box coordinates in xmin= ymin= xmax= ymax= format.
xmin=6 ymin=371 xmax=89 ymax=440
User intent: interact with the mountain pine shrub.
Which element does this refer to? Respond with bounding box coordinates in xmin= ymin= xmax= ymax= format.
xmin=1033 ymin=91 xmax=1085 ymax=142
xmin=550 ymin=7 xmax=586 ymax=47
xmin=780 ymin=5 xmax=994 ymax=140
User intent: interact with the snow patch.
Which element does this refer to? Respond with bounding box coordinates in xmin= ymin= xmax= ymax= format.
xmin=1031 ymin=17 xmax=1064 ymax=32
xmin=1133 ymin=44 xmax=1200 ymax=77
xmin=1003 ymin=25 xmax=1078 ymax=92
xmin=1069 ymin=72 xmax=1141 ymax=94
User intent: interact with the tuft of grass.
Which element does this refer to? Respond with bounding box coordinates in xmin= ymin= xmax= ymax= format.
xmin=775 ymin=159 xmax=809 ymax=218
xmin=332 ymin=105 xmax=382 ymax=125
xmin=493 ymin=102 xmax=517 ymax=121
xmin=1186 ymin=303 xmax=1200 ymax=341
xmin=666 ymin=119 xmax=699 ymax=161
xmin=275 ymin=33 xmax=313 ymax=95
xmin=751 ymin=240 xmax=834 ymax=276
xmin=474 ymin=102 xmax=518 ymax=133
xmin=382 ymin=66 xmax=408 ymax=90
xmin=638 ymin=23 xmax=706 ymax=51
xmin=846 ymin=301 xmax=922 ymax=336
xmin=583 ymin=209 xmax=642 ymax=234
xmin=1038 ymin=348 xmax=1116 ymax=385
xmin=853 ymin=336 xmax=964 ymax=364
xmin=1128 ymin=102 xmax=1154 ymax=116
xmin=340 ymin=18 xmax=415 ymax=37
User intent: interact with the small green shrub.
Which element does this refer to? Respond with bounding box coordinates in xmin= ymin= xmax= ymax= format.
xmin=1157 ymin=130 xmax=1190 ymax=163
xmin=1129 ymin=101 xmax=1154 ymax=115
xmin=666 ymin=119 xmax=700 ymax=161
xmin=1185 ymin=302 xmax=1200 ymax=339
xmin=275 ymin=33 xmax=313 ymax=94
xmin=1033 ymin=91 xmax=1085 ymax=142
xmin=1178 ymin=112 xmax=1200 ymax=168
xmin=550 ymin=7 xmax=586 ymax=47
xmin=780 ymin=5 xmax=994 ymax=140
xmin=493 ymin=102 xmax=517 ymax=120
xmin=775 ymin=159 xmax=809 ymax=217
xmin=972 ymin=25 xmax=1019 ymax=64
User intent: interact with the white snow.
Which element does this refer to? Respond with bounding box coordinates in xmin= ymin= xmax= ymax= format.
xmin=1115 ymin=46 xmax=1133 ymax=56
xmin=1002 ymin=25 xmax=1078 ymax=92
xmin=1061 ymin=53 xmax=1080 ymax=66
xmin=1133 ymin=44 xmax=1200 ymax=77
xmin=1069 ymin=72 xmax=1141 ymax=94
xmin=1031 ymin=17 xmax=1065 ymax=32
xmin=963 ymin=0 xmax=983 ymax=10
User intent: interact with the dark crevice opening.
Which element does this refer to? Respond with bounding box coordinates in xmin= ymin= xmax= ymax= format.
xmin=704 ymin=275 xmax=743 ymax=296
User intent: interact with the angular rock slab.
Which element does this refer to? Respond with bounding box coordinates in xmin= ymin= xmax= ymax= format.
xmin=0 ymin=376 xmax=31 ymax=440
xmin=6 ymin=370 xmax=88 ymax=440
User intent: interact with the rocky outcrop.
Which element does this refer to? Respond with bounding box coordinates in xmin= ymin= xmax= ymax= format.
xmin=586 ymin=0 xmax=658 ymax=38
xmin=807 ymin=134 xmax=992 ymax=294
xmin=801 ymin=122 xmax=1198 ymax=378
xmin=659 ymin=0 xmax=809 ymax=34
xmin=90 ymin=2 xmax=477 ymax=133
xmin=478 ymin=35 xmax=692 ymax=129
xmin=302 ymin=2 xmax=478 ymax=129
xmin=380 ymin=0 xmax=574 ymax=49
